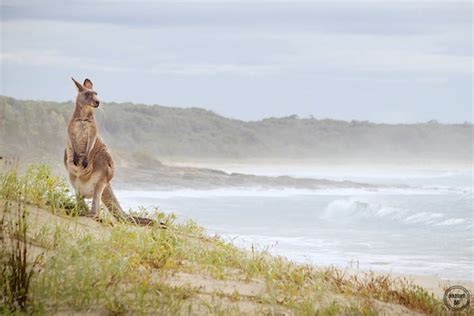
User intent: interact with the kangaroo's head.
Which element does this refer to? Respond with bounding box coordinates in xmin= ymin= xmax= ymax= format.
xmin=71 ymin=77 xmax=100 ymax=108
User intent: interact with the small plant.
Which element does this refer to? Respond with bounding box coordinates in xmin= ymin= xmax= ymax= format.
xmin=0 ymin=164 xmax=77 ymax=213
xmin=0 ymin=195 xmax=43 ymax=313
xmin=24 ymin=164 xmax=76 ymax=212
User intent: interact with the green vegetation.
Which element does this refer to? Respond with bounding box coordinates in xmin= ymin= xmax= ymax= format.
xmin=0 ymin=164 xmax=447 ymax=314
xmin=1 ymin=198 xmax=42 ymax=313
xmin=1 ymin=95 xmax=472 ymax=165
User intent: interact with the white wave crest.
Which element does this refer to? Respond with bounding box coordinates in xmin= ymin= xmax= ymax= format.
xmin=323 ymin=198 xmax=468 ymax=227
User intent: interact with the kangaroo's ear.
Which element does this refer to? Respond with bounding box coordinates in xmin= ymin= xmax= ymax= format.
xmin=71 ymin=77 xmax=84 ymax=92
xmin=83 ymin=78 xmax=93 ymax=90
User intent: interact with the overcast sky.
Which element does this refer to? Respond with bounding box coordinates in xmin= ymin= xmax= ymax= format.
xmin=1 ymin=0 xmax=472 ymax=123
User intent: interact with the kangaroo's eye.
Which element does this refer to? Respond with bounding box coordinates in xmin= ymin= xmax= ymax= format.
xmin=85 ymin=93 xmax=91 ymax=98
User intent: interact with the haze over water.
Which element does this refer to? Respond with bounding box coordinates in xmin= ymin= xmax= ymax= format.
xmin=117 ymin=166 xmax=473 ymax=281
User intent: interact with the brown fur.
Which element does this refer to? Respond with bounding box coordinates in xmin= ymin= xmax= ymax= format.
xmin=64 ymin=78 xmax=152 ymax=225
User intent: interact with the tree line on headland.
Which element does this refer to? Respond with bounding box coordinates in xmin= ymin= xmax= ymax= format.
xmin=1 ymin=95 xmax=471 ymax=166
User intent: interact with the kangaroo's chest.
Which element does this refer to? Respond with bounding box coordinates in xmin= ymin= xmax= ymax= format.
xmin=69 ymin=121 xmax=97 ymax=154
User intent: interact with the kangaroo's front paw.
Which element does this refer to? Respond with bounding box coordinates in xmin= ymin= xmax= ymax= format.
xmin=81 ymin=157 xmax=88 ymax=168
xmin=73 ymin=153 xmax=80 ymax=166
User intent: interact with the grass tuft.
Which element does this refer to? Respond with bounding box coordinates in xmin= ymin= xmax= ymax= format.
xmin=0 ymin=194 xmax=43 ymax=313
xmin=323 ymin=267 xmax=445 ymax=314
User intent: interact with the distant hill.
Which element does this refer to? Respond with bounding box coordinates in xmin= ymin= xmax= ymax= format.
xmin=0 ymin=95 xmax=472 ymax=165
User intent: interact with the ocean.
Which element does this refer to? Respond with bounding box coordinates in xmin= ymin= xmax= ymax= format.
xmin=116 ymin=166 xmax=473 ymax=281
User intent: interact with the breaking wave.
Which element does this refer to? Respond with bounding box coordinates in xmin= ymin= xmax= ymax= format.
xmin=323 ymin=198 xmax=471 ymax=229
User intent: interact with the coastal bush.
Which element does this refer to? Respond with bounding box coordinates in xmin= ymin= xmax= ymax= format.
xmin=2 ymin=96 xmax=472 ymax=164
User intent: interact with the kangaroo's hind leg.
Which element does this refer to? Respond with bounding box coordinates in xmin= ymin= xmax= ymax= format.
xmin=88 ymin=180 xmax=107 ymax=220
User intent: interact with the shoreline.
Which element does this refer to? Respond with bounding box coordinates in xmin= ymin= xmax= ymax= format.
xmin=162 ymin=159 xmax=474 ymax=173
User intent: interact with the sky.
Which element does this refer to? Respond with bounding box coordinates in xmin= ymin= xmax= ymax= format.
xmin=0 ymin=0 xmax=472 ymax=123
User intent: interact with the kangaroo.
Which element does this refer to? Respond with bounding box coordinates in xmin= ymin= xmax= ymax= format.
xmin=64 ymin=78 xmax=152 ymax=225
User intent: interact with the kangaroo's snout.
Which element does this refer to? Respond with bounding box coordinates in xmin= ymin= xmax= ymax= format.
xmin=95 ymin=100 xmax=100 ymax=107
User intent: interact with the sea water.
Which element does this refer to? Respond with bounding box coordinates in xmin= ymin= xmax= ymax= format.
xmin=116 ymin=167 xmax=473 ymax=281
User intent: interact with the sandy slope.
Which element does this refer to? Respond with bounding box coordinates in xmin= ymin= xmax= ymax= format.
xmin=1 ymin=202 xmax=460 ymax=315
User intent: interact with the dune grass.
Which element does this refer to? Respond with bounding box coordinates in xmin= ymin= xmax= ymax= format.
xmin=1 ymin=198 xmax=43 ymax=313
xmin=0 ymin=164 xmax=447 ymax=315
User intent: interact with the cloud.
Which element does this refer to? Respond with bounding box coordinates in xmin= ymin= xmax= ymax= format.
xmin=284 ymin=32 xmax=472 ymax=74
xmin=0 ymin=49 xmax=281 ymax=76
xmin=1 ymin=1 xmax=469 ymax=77
xmin=149 ymin=64 xmax=279 ymax=76
xmin=0 ymin=50 xmax=134 ymax=72
xmin=1 ymin=1 xmax=470 ymax=36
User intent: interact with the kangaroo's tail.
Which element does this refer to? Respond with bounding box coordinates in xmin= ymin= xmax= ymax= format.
xmin=102 ymin=184 xmax=154 ymax=226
